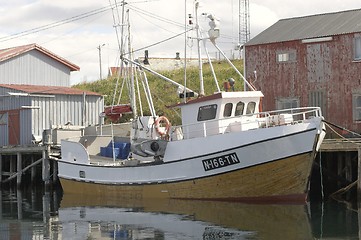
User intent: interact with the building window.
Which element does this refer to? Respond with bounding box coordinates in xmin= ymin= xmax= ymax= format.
xmin=277 ymin=51 xmax=296 ymax=63
xmin=276 ymin=98 xmax=299 ymax=110
xmin=353 ymin=95 xmax=361 ymax=121
xmin=246 ymin=102 xmax=256 ymax=114
xmin=235 ymin=101 xmax=245 ymax=116
xmin=355 ymin=36 xmax=361 ymax=60
xmin=197 ymin=104 xmax=217 ymax=121
xmin=277 ymin=53 xmax=289 ymax=62
xmin=223 ymin=103 xmax=233 ymax=117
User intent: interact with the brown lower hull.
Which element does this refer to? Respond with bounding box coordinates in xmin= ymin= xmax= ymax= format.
xmin=59 ymin=152 xmax=314 ymax=203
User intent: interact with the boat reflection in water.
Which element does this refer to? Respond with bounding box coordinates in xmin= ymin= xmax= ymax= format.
xmin=1 ymin=188 xmax=359 ymax=239
xmin=59 ymin=193 xmax=313 ymax=240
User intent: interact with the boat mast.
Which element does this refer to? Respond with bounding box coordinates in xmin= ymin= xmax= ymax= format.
xmin=183 ymin=0 xmax=187 ymax=103
xmin=126 ymin=9 xmax=137 ymax=118
xmin=195 ymin=1 xmax=204 ymax=96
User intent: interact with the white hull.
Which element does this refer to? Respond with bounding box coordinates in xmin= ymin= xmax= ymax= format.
xmin=58 ymin=116 xmax=325 ymax=202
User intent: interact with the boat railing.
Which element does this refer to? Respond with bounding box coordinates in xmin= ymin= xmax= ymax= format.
xmin=170 ymin=107 xmax=322 ymax=141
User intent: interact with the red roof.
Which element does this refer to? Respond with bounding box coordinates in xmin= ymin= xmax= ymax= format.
xmin=0 ymin=43 xmax=80 ymax=71
xmin=0 ymin=84 xmax=101 ymax=96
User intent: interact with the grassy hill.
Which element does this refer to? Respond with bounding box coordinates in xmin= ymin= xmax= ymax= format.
xmin=73 ymin=59 xmax=244 ymax=125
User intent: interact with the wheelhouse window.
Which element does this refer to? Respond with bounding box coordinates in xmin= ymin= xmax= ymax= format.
xmin=353 ymin=94 xmax=361 ymax=121
xmin=246 ymin=102 xmax=256 ymax=114
xmin=197 ymin=104 xmax=217 ymax=121
xmin=355 ymin=35 xmax=361 ymax=60
xmin=235 ymin=101 xmax=245 ymax=116
xmin=223 ymin=103 xmax=233 ymax=117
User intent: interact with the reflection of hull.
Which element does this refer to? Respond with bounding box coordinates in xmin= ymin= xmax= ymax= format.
xmin=60 ymin=194 xmax=313 ymax=240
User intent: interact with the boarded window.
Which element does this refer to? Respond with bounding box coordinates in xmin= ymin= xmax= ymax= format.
xmin=276 ymin=98 xmax=299 ymax=110
xmin=355 ymin=36 xmax=361 ymax=60
xmin=223 ymin=103 xmax=233 ymax=117
xmin=235 ymin=101 xmax=245 ymax=116
xmin=306 ymin=44 xmax=331 ymax=82
xmin=309 ymin=91 xmax=326 ymax=117
xmin=246 ymin=102 xmax=256 ymax=114
xmin=197 ymin=104 xmax=217 ymax=121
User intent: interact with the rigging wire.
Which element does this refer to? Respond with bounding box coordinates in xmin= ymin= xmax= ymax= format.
xmin=126 ymin=4 xmax=185 ymax=28
xmin=123 ymin=29 xmax=193 ymax=55
xmin=0 ymin=1 xmax=175 ymax=43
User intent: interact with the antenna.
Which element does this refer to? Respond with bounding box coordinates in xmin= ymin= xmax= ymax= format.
xmin=238 ymin=0 xmax=250 ymax=48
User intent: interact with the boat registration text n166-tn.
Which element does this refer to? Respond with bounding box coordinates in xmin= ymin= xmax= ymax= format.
xmin=202 ymin=153 xmax=240 ymax=171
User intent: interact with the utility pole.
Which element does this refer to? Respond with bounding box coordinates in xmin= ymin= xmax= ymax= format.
xmin=97 ymin=44 xmax=105 ymax=80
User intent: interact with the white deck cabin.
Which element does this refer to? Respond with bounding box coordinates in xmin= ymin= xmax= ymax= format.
xmin=173 ymin=91 xmax=264 ymax=139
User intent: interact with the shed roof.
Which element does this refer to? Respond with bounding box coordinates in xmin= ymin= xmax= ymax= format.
xmin=0 ymin=43 xmax=80 ymax=71
xmin=0 ymin=84 xmax=101 ymax=96
xmin=246 ymin=8 xmax=361 ymax=46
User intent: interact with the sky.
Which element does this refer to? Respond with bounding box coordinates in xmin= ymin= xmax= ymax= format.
xmin=0 ymin=0 xmax=360 ymax=85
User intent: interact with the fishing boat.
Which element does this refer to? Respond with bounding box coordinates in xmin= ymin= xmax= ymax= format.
xmin=58 ymin=2 xmax=325 ymax=203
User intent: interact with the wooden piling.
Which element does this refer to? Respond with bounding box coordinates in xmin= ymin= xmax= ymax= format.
xmin=16 ymin=152 xmax=22 ymax=187
xmin=31 ymin=155 xmax=36 ymax=183
xmin=52 ymin=160 xmax=58 ymax=183
xmin=42 ymin=149 xmax=50 ymax=189
xmin=0 ymin=154 xmax=2 ymax=185
xmin=357 ymin=147 xmax=361 ymax=200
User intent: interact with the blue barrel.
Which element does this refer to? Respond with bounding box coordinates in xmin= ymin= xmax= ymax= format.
xmin=100 ymin=147 xmax=107 ymax=157
xmin=119 ymin=143 xmax=131 ymax=159
xmin=106 ymin=147 xmax=120 ymax=158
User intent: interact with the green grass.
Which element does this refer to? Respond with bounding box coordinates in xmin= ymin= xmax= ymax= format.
xmin=73 ymin=59 xmax=244 ymax=125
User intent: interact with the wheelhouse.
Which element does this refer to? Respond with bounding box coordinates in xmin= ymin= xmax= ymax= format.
xmin=174 ymin=91 xmax=264 ymax=139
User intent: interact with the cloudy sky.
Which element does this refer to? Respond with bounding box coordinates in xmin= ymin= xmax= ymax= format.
xmin=0 ymin=0 xmax=360 ymax=85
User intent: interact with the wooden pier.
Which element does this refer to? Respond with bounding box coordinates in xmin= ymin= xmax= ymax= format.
xmin=1 ymin=136 xmax=361 ymax=201
xmin=317 ymin=138 xmax=361 ymax=200
xmin=0 ymin=144 xmax=59 ymax=188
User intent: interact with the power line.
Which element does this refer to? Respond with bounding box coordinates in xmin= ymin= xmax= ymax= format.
xmin=0 ymin=5 xmax=113 ymax=43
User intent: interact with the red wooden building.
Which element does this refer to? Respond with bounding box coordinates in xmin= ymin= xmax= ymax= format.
xmin=244 ymin=9 xmax=361 ymax=133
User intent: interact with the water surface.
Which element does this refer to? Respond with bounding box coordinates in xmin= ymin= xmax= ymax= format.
xmin=0 ymin=187 xmax=359 ymax=239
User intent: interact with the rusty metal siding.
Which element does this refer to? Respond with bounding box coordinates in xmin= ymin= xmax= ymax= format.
xmin=0 ymin=50 xmax=71 ymax=87
xmin=245 ymin=33 xmax=361 ymax=132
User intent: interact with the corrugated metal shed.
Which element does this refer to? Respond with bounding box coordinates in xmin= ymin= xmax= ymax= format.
xmin=0 ymin=84 xmax=103 ymax=146
xmin=0 ymin=43 xmax=79 ymax=87
xmin=0 ymin=43 xmax=79 ymax=71
xmin=246 ymin=8 xmax=361 ymax=46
